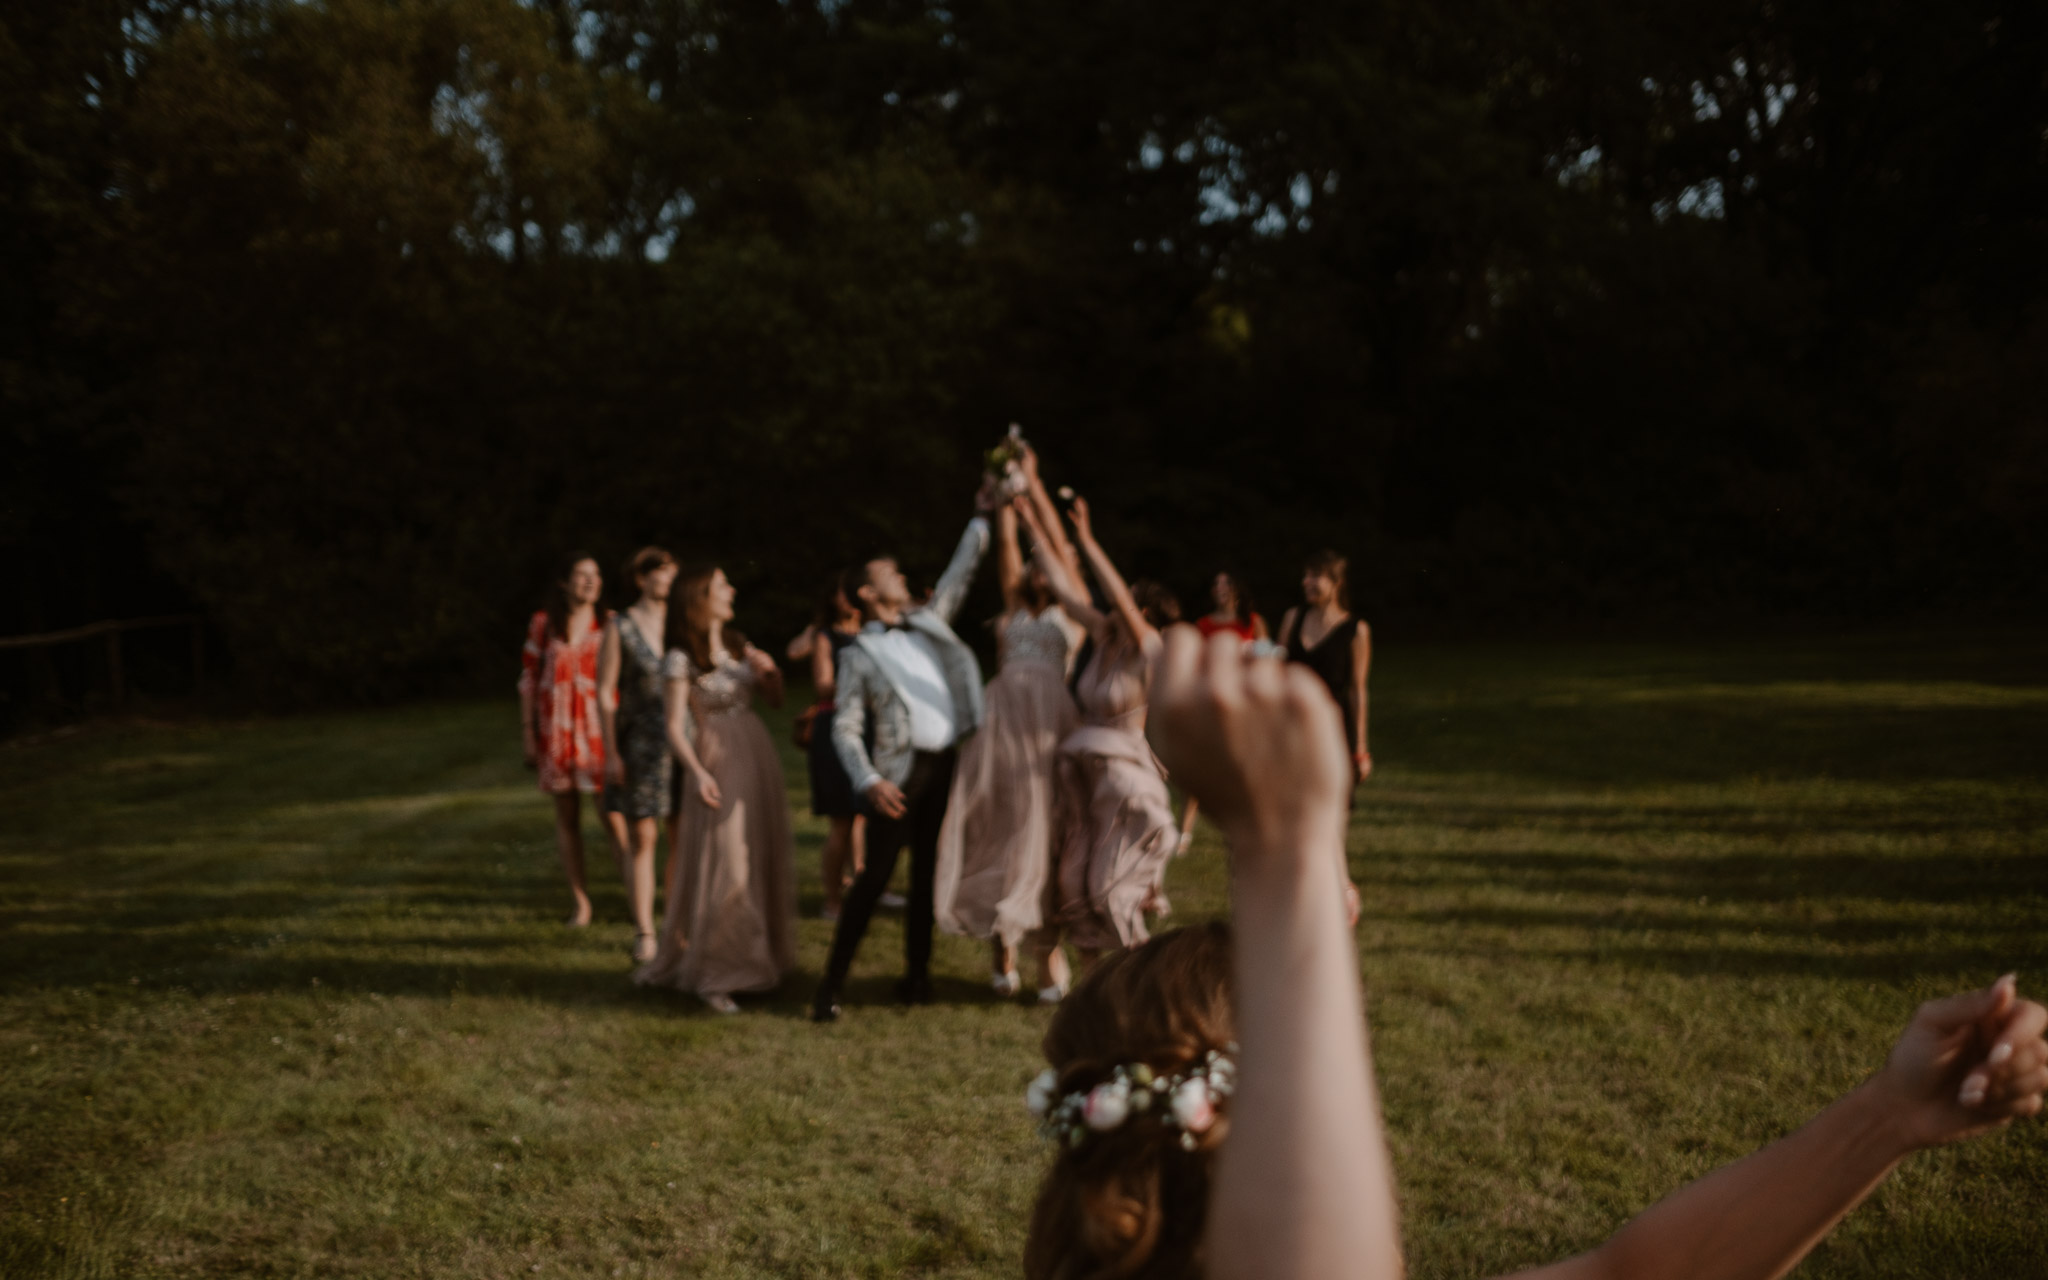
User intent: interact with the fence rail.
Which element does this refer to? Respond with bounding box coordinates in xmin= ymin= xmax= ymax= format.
xmin=0 ymin=614 xmax=204 ymax=704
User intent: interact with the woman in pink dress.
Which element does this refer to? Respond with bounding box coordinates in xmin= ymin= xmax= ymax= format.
xmin=633 ymin=564 xmax=798 ymax=1014
xmin=519 ymin=552 xmax=611 ymax=927
xmin=1016 ymin=496 xmax=1182 ymax=1002
xmin=934 ymin=481 xmax=1084 ymax=996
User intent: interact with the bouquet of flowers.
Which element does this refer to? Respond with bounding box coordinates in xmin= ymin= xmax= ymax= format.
xmin=985 ymin=424 xmax=1031 ymax=499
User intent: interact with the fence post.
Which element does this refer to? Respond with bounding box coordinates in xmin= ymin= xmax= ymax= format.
xmin=107 ymin=627 xmax=125 ymax=707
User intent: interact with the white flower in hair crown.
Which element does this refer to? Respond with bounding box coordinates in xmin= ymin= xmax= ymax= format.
xmin=1026 ymin=1045 xmax=1238 ymax=1152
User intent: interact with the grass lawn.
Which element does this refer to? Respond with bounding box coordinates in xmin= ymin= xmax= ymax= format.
xmin=2 ymin=632 xmax=2045 ymax=1278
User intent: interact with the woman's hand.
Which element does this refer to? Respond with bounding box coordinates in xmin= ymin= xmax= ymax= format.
xmin=604 ymin=753 xmax=626 ymax=787
xmin=692 ymin=767 xmax=723 ymax=810
xmin=1018 ymin=436 xmax=1041 ymax=479
xmin=1355 ymin=750 xmax=1373 ymax=780
xmin=1066 ymin=494 xmax=1094 ymax=543
xmin=1872 ymin=975 xmax=2047 ymax=1148
xmin=1149 ymin=626 xmax=1351 ymax=856
xmin=744 ymin=646 xmax=778 ymax=680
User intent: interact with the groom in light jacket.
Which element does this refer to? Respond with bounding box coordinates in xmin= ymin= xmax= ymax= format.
xmin=812 ymin=484 xmax=998 ymax=1022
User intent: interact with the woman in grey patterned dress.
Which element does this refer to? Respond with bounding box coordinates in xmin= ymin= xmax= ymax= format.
xmin=599 ymin=546 xmax=678 ymax=963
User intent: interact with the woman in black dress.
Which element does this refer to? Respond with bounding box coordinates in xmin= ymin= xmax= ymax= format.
xmin=598 ymin=546 xmax=679 ymax=963
xmin=1276 ymin=549 xmax=1372 ymax=786
xmin=786 ymin=570 xmax=866 ymax=920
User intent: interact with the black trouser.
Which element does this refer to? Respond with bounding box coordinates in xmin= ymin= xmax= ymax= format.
xmin=818 ymin=748 xmax=956 ymax=995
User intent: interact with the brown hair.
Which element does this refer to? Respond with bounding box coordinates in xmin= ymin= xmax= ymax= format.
xmin=1303 ymin=549 xmax=1350 ymax=611
xmin=545 ymin=551 xmax=600 ymax=641
xmin=665 ymin=562 xmax=748 ymax=676
xmin=1024 ymin=924 xmax=1236 ymax=1280
xmin=1131 ymin=580 xmax=1182 ymax=630
xmin=626 ymin=545 xmax=677 ymax=586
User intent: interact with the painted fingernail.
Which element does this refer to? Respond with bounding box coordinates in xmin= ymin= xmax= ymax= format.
xmin=1988 ymin=1042 xmax=2014 ymax=1066
xmin=1960 ymin=1075 xmax=1987 ymax=1106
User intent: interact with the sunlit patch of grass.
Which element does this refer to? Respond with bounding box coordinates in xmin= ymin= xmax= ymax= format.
xmin=1 ymin=633 xmax=2043 ymax=1277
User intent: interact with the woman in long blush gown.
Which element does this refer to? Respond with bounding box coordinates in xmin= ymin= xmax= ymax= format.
xmin=1015 ymin=496 xmax=1181 ymax=1002
xmin=633 ymin=564 xmax=797 ymax=1014
xmin=933 ymin=485 xmax=1084 ymax=995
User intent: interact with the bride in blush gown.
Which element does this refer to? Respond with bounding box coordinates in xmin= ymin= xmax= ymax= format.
xmin=1014 ymin=495 xmax=1181 ymax=1003
xmin=933 ymin=455 xmax=1085 ymax=996
xmin=633 ymin=563 xmax=797 ymax=1014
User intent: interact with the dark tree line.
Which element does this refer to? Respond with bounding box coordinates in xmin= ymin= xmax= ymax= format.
xmin=3 ymin=0 xmax=2043 ymax=717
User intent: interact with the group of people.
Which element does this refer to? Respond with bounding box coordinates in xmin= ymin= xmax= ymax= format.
xmin=511 ymin=446 xmax=2047 ymax=1276
xmin=515 ymin=441 xmax=1375 ymax=1017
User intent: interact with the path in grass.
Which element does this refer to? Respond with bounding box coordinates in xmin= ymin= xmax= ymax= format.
xmin=2 ymin=633 xmax=2044 ymax=1277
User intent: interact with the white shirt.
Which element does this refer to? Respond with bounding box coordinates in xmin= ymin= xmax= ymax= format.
xmin=862 ymin=624 xmax=958 ymax=752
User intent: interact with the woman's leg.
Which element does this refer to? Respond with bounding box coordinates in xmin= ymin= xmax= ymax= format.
xmin=848 ymin=814 xmax=867 ymax=880
xmin=626 ymin=816 xmax=659 ymax=957
xmin=990 ymin=937 xmax=1016 ymax=977
xmin=553 ymin=791 xmax=593 ymax=926
xmin=1032 ymin=938 xmax=1070 ymax=995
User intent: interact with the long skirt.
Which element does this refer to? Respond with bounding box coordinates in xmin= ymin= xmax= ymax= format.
xmin=1043 ymin=724 xmax=1178 ymax=953
xmin=633 ymin=707 xmax=797 ymax=998
xmin=934 ymin=659 xmax=1077 ymax=948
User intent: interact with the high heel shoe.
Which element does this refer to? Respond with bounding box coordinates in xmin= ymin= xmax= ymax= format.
xmin=630 ymin=932 xmax=657 ymax=965
xmin=1037 ymin=981 xmax=1067 ymax=1005
xmin=702 ymin=993 xmax=740 ymax=1015
xmin=992 ymin=970 xmax=1021 ymax=998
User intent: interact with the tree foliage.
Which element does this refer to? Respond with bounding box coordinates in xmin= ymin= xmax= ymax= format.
xmin=3 ymin=0 xmax=2043 ymax=705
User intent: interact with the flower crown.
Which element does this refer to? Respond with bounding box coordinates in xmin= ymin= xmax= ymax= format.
xmin=1026 ymin=1045 xmax=1238 ymax=1152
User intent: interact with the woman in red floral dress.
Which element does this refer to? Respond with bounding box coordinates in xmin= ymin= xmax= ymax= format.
xmin=519 ymin=553 xmax=612 ymax=926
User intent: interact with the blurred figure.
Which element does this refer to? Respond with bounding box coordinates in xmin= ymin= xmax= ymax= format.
xmin=1277 ymin=549 xmax=1371 ymax=784
xmin=597 ymin=546 xmax=678 ymax=964
xmin=519 ymin=552 xmax=612 ymax=927
xmin=786 ymin=571 xmax=867 ymax=920
xmin=634 ymin=565 xmax=796 ymax=1014
xmin=934 ymin=450 xmax=1083 ymax=996
xmin=1194 ymin=570 xmax=1268 ymax=644
xmin=1016 ymin=495 xmax=1181 ymax=1001
xmin=1023 ymin=624 xmax=2048 ymax=1280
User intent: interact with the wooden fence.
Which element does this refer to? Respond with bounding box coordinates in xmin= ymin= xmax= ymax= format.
xmin=0 ymin=615 xmax=204 ymax=705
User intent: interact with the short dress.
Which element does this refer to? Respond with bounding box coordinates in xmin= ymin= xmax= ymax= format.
xmin=806 ymin=628 xmax=861 ymax=819
xmin=519 ymin=610 xmax=609 ymax=794
xmin=603 ymin=612 xmax=674 ymax=820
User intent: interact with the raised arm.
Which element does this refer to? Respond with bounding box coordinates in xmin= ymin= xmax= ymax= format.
xmin=1017 ymin=439 xmax=1084 ymax=583
xmin=1068 ymin=496 xmax=1156 ymax=650
xmin=1148 ymin=627 xmax=1404 ymax=1280
xmin=996 ymin=504 xmax=1026 ymax=614
xmin=1014 ymin=497 xmax=1103 ymax=633
xmin=925 ymin=509 xmax=993 ymax=626
xmin=1508 ymin=978 xmax=2045 ymax=1280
